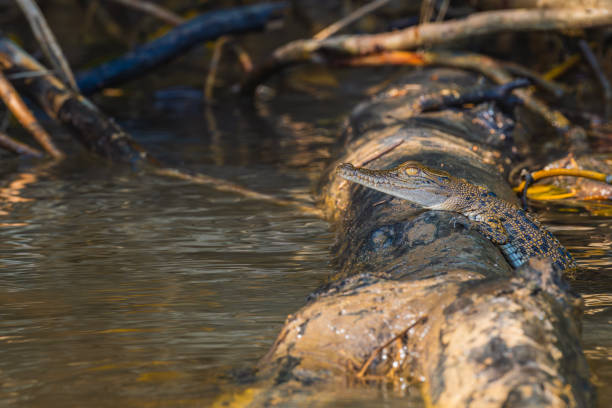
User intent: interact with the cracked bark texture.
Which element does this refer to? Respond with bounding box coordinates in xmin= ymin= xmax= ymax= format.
xmin=214 ymin=69 xmax=594 ymax=408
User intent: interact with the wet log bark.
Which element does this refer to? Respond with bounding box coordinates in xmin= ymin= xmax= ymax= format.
xmin=216 ymin=70 xmax=594 ymax=407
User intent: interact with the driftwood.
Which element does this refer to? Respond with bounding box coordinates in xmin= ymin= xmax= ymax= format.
xmin=0 ymin=69 xmax=64 ymax=158
xmin=0 ymin=37 xmax=149 ymax=163
xmin=215 ymin=69 xmax=593 ymax=407
xmin=242 ymin=6 xmax=612 ymax=93
xmin=76 ymin=2 xmax=286 ymax=95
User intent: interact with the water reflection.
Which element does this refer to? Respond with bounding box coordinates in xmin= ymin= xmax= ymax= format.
xmin=0 ymin=161 xmax=332 ymax=407
xmin=542 ymin=209 xmax=612 ymax=408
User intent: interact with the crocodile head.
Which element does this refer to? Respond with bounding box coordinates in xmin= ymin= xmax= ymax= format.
xmin=337 ymin=161 xmax=461 ymax=209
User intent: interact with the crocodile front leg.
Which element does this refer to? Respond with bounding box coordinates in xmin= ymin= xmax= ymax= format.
xmin=464 ymin=214 xmax=529 ymax=268
xmin=452 ymin=212 xmax=525 ymax=268
xmin=498 ymin=243 xmax=528 ymax=268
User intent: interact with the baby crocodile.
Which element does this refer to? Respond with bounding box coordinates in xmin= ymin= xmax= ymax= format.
xmin=337 ymin=161 xmax=576 ymax=272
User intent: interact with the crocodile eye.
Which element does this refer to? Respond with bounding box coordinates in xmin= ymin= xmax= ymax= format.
xmin=404 ymin=167 xmax=418 ymax=176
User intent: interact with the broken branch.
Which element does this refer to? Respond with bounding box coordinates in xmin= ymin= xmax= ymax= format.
xmin=0 ymin=69 xmax=64 ymax=159
xmin=15 ymin=0 xmax=79 ymax=91
xmin=314 ymin=0 xmax=391 ymax=40
xmin=243 ymin=7 xmax=612 ymax=93
xmin=0 ymin=130 xmax=43 ymax=157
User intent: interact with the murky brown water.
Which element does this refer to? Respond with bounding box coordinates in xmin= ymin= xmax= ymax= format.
xmin=1 ymin=88 xmax=611 ymax=407
xmin=0 ymin=158 xmax=332 ymax=407
xmin=543 ymin=207 xmax=612 ymax=407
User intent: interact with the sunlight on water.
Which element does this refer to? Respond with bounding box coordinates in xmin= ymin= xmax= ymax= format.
xmin=0 ymin=161 xmax=333 ymax=407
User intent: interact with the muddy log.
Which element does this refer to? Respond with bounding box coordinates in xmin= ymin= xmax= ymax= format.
xmin=216 ymin=69 xmax=593 ymax=407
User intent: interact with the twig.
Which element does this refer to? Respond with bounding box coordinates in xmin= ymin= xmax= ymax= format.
xmin=412 ymin=78 xmax=530 ymax=113
xmin=360 ymin=140 xmax=404 ymax=167
xmin=232 ymin=43 xmax=253 ymax=73
xmin=0 ymin=70 xmax=64 ymax=159
xmin=0 ymin=131 xmax=43 ymax=157
xmin=543 ymin=53 xmax=581 ymax=80
xmin=419 ymin=0 xmax=436 ymax=25
xmin=243 ymin=7 xmax=612 ymax=93
xmin=107 ymin=0 xmax=184 ymax=26
xmin=204 ymin=36 xmax=230 ymax=103
xmin=355 ymin=317 xmax=427 ymax=378
xmin=502 ymin=62 xmax=566 ymax=98
xmin=377 ymin=79 xmax=529 ymax=123
xmin=204 ymin=37 xmax=254 ymax=102
xmin=314 ymin=0 xmax=391 ymax=40
xmin=7 ymin=69 xmax=55 ymax=80
xmin=578 ymin=39 xmax=612 ymax=119
xmin=15 ymin=0 xmax=78 ymax=91
xmin=152 ymin=168 xmax=324 ymax=217
xmin=85 ymin=0 xmax=125 ymax=43
xmin=435 ymin=0 xmax=451 ymax=22
xmin=421 ymin=52 xmax=573 ymax=132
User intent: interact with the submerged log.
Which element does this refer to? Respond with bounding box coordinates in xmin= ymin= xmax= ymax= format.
xmin=216 ymin=69 xmax=593 ymax=407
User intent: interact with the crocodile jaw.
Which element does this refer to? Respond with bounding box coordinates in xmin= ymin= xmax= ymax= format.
xmin=336 ymin=163 xmax=451 ymax=209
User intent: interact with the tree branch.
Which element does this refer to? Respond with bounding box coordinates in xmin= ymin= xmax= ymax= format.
xmin=243 ymin=7 xmax=612 ymax=93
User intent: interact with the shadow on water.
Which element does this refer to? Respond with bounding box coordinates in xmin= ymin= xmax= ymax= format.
xmin=0 ymin=81 xmax=611 ymax=407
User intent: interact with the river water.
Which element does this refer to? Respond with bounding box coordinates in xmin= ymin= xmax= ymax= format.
xmin=0 ymin=88 xmax=611 ymax=407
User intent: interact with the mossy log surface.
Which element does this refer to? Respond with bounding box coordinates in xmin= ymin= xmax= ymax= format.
xmin=233 ymin=70 xmax=594 ymax=407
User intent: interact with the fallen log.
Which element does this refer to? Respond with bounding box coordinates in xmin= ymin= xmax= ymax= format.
xmin=216 ymin=69 xmax=594 ymax=407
